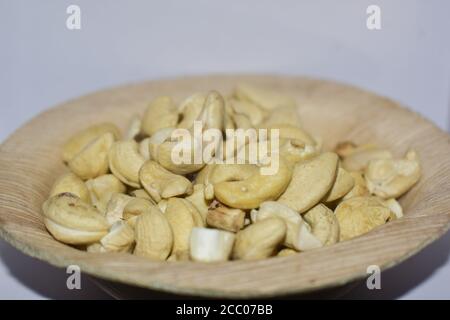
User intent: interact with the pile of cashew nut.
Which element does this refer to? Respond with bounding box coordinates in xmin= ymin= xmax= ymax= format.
xmin=42 ymin=84 xmax=421 ymax=262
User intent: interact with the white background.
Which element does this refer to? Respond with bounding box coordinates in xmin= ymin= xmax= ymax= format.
xmin=0 ymin=0 xmax=449 ymax=299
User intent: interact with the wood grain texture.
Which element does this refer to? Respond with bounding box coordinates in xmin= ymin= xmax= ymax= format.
xmin=1 ymin=75 xmax=450 ymax=298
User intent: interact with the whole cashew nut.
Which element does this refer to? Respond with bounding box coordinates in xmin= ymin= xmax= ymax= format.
xmin=134 ymin=205 xmax=173 ymax=260
xmin=365 ymin=149 xmax=421 ymax=199
xmin=303 ymin=204 xmax=340 ymax=246
xmin=50 ymin=172 xmax=91 ymax=204
xmin=109 ymin=140 xmax=146 ymax=188
xmin=212 ymin=157 xmax=292 ymax=209
xmin=232 ymin=218 xmax=287 ymax=260
xmin=68 ymin=132 xmax=115 ymax=180
xmin=335 ymin=196 xmax=391 ymax=241
xmin=278 ymin=152 xmax=339 ymax=213
xmin=142 ymin=96 xmax=178 ymax=136
xmin=139 ymin=160 xmax=193 ymax=202
xmin=42 ymin=193 xmax=109 ymax=245
xmin=165 ymin=198 xmax=205 ymax=256
xmin=62 ymin=123 xmax=120 ymax=163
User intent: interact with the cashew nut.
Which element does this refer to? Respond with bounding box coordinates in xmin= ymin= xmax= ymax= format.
xmin=212 ymin=157 xmax=292 ymax=209
xmin=206 ymin=204 xmax=246 ymax=232
xmin=165 ymin=198 xmax=205 ymax=256
xmin=125 ymin=115 xmax=143 ymax=140
xmin=68 ymin=132 xmax=115 ymax=180
xmin=100 ymin=221 xmax=135 ymax=252
xmin=42 ymin=193 xmax=109 ymax=245
xmin=278 ymin=152 xmax=339 ymax=213
xmin=232 ymin=218 xmax=287 ymax=260
xmin=322 ymin=167 xmax=355 ymax=203
xmin=139 ymin=160 xmax=193 ymax=202
xmin=185 ymin=184 xmax=213 ymax=221
xmin=190 ymin=227 xmax=235 ymax=262
xmin=277 ymin=248 xmax=298 ymax=257
xmin=250 ymin=201 xmax=301 ymax=249
xmin=341 ymin=171 xmax=369 ymax=201
xmin=303 ymin=204 xmax=339 ymax=246
xmin=341 ymin=145 xmax=393 ymax=172
xmin=122 ymin=197 xmax=155 ymax=227
xmin=177 ymin=93 xmax=206 ymax=129
xmin=50 ymin=172 xmax=91 ymax=204
xmin=134 ymin=205 xmax=173 ymax=260
xmin=62 ymin=123 xmax=120 ymax=163
xmin=229 ymin=99 xmax=268 ymax=127
xmin=85 ymin=174 xmax=126 ymax=212
xmin=142 ymin=96 xmax=178 ymax=135
xmin=109 ymin=140 xmax=146 ymax=188
xmin=104 ymin=193 xmax=134 ymax=225
xmin=365 ymin=149 xmax=421 ymax=199
xmin=335 ymin=196 xmax=391 ymax=241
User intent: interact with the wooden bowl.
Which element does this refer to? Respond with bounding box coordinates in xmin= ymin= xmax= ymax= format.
xmin=1 ymin=75 xmax=450 ymax=298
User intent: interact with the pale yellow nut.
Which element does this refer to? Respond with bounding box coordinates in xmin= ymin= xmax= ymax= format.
xmin=277 ymin=248 xmax=298 ymax=257
xmin=196 ymin=91 xmax=226 ymax=131
xmin=228 ymin=99 xmax=268 ymax=127
xmin=294 ymin=220 xmax=323 ymax=251
xmin=212 ymin=157 xmax=292 ymax=209
xmin=177 ymin=93 xmax=206 ymax=129
xmin=234 ymin=83 xmax=296 ymax=110
xmin=104 ymin=193 xmax=134 ymax=226
xmin=100 ymin=221 xmax=135 ymax=252
xmin=154 ymin=136 xmax=205 ymax=175
xmin=109 ymin=140 xmax=146 ymax=188
xmin=139 ymin=160 xmax=193 ymax=202
xmin=165 ymin=198 xmax=204 ymax=256
xmin=86 ymin=243 xmax=107 ymax=253
xmin=260 ymin=105 xmax=301 ymax=128
xmin=335 ymin=196 xmax=391 ymax=241
xmin=277 ymin=138 xmax=320 ymax=164
xmin=190 ymin=227 xmax=235 ymax=262
xmin=278 ymin=152 xmax=339 ymax=213
xmin=206 ymin=205 xmax=246 ymax=233
xmin=342 ymin=171 xmax=370 ymax=201
xmin=232 ymin=218 xmax=287 ymax=260
xmin=194 ymin=164 xmax=216 ymax=185
xmin=303 ymin=204 xmax=339 ymax=246
xmin=141 ymin=96 xmax=178 ymax=136
xmin=147 ymin=127 xmax=175 ymax=160
xmin=42 ymin=193 xmax=109 ymax=245
xmin=251 ymin=201 xmax=301 ymax=249
xmin=323 ymin=167 xmax=355 ymax=203
xmin=85 ymin=174 xmax=126 ymax=212
xmin=68 ymin=132 xmax=115 ymax=180
xmin=125 ymin=115 xmax=142 ymax=140
xmin=382 ymin=198 xmax=403 ymax=220
xmin=62 ymin=122 xmax=120 ymax=163
xmin=264 ymin=124 xmax=316 ymax=146
xmin=49 ymin=172 xmax=91 ymax=203
xmin=134 ymin=206 xmax=173 ymax=260
xmin=122 ymin=197 xmax=154 ymax=222
xmin=342 ymin=145 xmax=392 ymax=172
xmin=365 ymin=149 xmax=421 ymax=199
xmin=185 ymin=184 xmax=213 ymax=222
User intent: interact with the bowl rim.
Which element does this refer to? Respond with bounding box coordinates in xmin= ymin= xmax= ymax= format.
xmin=1 ymin=74 xmax=450 ymax=298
